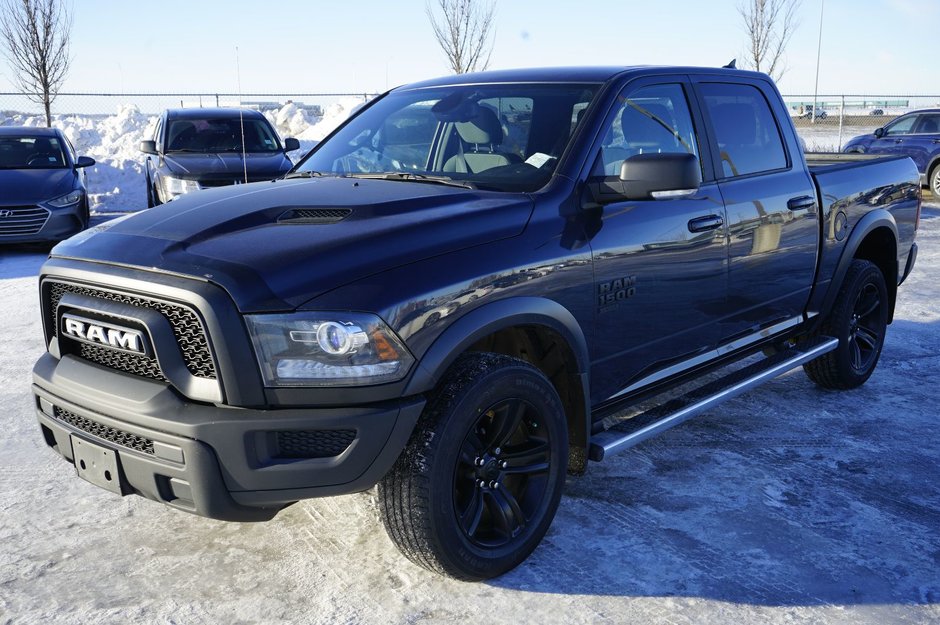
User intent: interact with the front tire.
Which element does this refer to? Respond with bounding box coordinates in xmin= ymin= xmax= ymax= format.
xmin=804 ymin=259 xmax=888 ymax=389
xmin=378 ymin=353 xmax=568 ymax=580
xmin=930 ymin=163 xmax=940 ymax=198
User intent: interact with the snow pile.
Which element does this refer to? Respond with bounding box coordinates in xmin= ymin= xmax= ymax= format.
xmin=0 ymin=100 xmax=362 ymax=213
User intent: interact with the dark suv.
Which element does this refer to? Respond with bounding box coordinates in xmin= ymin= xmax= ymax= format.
xmin=843 ymin=108 xmax=940 ymax=195
xmin=140 ymin=108 xmax=300 ymax=206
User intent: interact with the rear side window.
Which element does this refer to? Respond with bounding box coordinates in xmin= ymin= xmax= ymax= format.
xmin=700 ymin=83 xmax=787 ymax=178
xmin=915 ymin=114 xmax=940 ymax=134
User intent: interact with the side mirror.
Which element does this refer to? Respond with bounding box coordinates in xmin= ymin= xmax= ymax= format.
xmin=283 ymin=137 xmax=301 ymax=152
xmin=588 ymin=153 xmax=702 ymax=205
xmin=873 ymin=127 xmax=885 ymax=138
xmin=140 ymin=140 xmax=158 ymax=155
xmin=74 ymin=156 xmax=95 ymax=168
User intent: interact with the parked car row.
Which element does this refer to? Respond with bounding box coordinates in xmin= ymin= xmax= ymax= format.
xmin=843 ymin=108 xmax=940 ymax=197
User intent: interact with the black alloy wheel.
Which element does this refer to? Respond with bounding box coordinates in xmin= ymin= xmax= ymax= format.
xmin=379 ymin=352 xmax=568 ymax=580
xmin=454 ymin=397 xmax=552 ymax=548
xmin=804 ymin=259 xmax=889 ymax=389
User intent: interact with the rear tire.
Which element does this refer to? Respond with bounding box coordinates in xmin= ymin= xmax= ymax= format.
xmin=930 ymin=163 xmax=940 ymax=198
xmin=378 ymin=352 xmax=568 ymax=580
xmin=804 ymin=259 xmax=888 ymax=389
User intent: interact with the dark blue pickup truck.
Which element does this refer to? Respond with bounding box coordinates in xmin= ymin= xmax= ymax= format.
xmin=32 ymin=66 xmax=920 ymax=580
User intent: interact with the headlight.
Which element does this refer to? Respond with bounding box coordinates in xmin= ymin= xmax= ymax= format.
xmin=160 ymin=176 xmax=200 ymax=200
xmin=46 ymin=190 xmax=84 ymax=207
xmin=245 ymin=312 xmax=415 ymax=387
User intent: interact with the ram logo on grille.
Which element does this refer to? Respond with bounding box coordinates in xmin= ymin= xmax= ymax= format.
xmin=61 ymin=313 xmax=149 ymax=356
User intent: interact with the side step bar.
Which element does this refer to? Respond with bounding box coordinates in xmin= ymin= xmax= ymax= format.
xmin=588 ymin=336 xmax=838 ymax=462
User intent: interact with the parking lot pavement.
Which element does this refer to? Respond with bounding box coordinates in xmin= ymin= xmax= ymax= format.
xmin=1 ymin=202 xmax=938 ymax=624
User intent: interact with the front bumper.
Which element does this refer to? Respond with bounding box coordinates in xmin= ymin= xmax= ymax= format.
xmin=0 ymin=203 xmax=86 ymax=244
xmin=32 ymin=352 xmax=424 ymax=522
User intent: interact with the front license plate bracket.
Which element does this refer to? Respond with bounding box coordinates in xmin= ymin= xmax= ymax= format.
xmin=71 ymin=436 xmax=127 ymax=496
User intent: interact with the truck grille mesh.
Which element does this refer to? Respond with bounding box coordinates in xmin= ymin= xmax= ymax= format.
xmin=275 ymin=430 xmax=356 ymax=459
xmin=53 ymin=406 xmax=155 ymax=455
xmin=45 ymin=281 xmax=216 ymax=380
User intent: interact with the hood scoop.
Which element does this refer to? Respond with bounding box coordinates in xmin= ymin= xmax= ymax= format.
xmin=277 ymin=207 xmax=352 ymax=224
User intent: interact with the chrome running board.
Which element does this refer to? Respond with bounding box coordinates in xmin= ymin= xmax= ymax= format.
xmin=588 ymin=336 xmax=838 ymax=462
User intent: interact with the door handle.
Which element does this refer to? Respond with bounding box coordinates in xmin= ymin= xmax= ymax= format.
xmin=787 ymin=195 xmax=817 ymax=212
xmin=687 ymin=214 xmax=724 ymax=233
xmin=932 ymin=139 xmax=940 ymax=144
xmin=895 ymin=139 xmax=903 ymax=144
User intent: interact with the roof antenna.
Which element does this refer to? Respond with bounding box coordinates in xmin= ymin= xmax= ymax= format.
xmin=723 ymin=59 xmax=737 ymax=69
xmin=235 ymin=46 xmax=248 ymax=184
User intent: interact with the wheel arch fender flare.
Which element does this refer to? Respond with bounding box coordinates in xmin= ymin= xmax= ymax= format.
xmin=815 ymin=208 xmax=898 ymax=324
xmin=403 ymin=297 xmax=592 ymax=462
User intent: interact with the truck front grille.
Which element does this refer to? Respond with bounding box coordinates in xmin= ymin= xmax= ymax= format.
xmin=274 ymin=430 xmax=356 ymax=459
xmin=0 ymin=205 xmax=50 ymax=237
xmin=52 ymin=406 xmax=155 ymax=455
xmin=45 ymin=280 xmax=217 ymax=380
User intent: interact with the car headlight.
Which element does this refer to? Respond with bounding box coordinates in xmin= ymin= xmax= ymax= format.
xmin=46 ymin=190 xmax=84 ymax=208
xmin=160 ymin=176 xmax=200 ymax=200
xmin=245 ymin=312 xmax=415 ymax=387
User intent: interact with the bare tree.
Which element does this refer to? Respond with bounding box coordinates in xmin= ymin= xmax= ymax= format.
xmin=738 ymin=0 xmax=801 ymax=82
xmin=426 ymin=0 xmax=496 ymax=74
xmin=0 ymin=0 xmax=72 ymax=127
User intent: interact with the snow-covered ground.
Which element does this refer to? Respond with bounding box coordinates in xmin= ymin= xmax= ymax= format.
xmin=0 ymin=99 xmax=363 ymax=213
xmin=1 ymin=200 xmax=938 ymax=623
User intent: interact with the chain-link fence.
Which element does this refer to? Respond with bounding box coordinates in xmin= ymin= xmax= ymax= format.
xmin=783 ymin=94 xmax=940 ymax=151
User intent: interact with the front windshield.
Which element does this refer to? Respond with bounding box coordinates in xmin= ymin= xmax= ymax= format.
xmin=165 ymin=118 xmax=281 ymax=153
xmin=295 ymin=83 xmax=600 ymax=192
xmin=0 ymin=135 xmax=68 ymax=169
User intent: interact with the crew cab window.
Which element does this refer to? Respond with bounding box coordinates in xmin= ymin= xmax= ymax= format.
xmin=701 ymin=83 xmax=787 ymax=178
xmin=884 ymin=115 xmax=917 ymax=136
xmin=592 ymin=83 xmax=699 ymax=176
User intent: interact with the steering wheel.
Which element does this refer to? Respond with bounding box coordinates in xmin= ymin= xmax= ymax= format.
xmin=27 ymin=154 xmax=55 ymax=166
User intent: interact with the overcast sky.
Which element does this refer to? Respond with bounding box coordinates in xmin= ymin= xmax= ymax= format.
xmin=0 ymin=0 xmax=936 ymax=96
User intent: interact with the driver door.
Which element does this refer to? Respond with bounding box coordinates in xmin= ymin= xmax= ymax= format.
xmin=585 ymin=79 xmax=728 ymax=404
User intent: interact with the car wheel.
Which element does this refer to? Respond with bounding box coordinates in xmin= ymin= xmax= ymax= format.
xmin=930 ymin=163 xmax=940 ymax=198
xmin=146 ymin=176 xmax=156 ymax=208
xmin=378 ymin=352 xmax=568 ymax=580
xmin=804 ymin=259 xmax=888 ymax=389
xmin=81 ymin=198 xmax=90 ymax=229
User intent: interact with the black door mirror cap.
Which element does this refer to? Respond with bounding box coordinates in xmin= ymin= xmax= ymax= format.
xmin=74 ymin=156 xmax=95 ymax=169
xmin=140 ymin=140 xmax=158 ymax=155
xmin=873 ymin=127 xmax=885 ymax=138
xmin=283 ymin=137 xmax=301 ymax=152
xmin=619 ymin=153 xmax=702 ymax=200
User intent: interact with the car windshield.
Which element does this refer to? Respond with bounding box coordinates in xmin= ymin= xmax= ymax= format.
xmin=294 ymin=83 xmax=601 ymax=192
xmin=165 ymin=118 xmax=281 ymax=153
xmin=0 ymin=135 xmax=68 ymax=169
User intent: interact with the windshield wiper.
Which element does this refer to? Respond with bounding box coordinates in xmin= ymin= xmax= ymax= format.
xmin=344 ymin=172 xmax=476 ymax=189
xmin=283 ymin=170 xmax=329 ymax=179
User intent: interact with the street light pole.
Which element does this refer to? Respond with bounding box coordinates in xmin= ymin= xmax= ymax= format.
xmin=812 ymin=0 xmax=824 ymax=124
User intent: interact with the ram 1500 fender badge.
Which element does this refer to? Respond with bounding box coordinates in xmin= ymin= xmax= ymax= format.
xmin=61 ymin=313 xmax=149 ymax=356
xmin=598 ymin=275 xmax=637 ymax=308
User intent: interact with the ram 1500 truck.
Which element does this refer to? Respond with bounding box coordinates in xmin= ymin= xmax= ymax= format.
xmin=32 ymin=66 xmax=920 ymax=580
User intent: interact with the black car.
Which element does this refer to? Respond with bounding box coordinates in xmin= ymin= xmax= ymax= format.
xmin=140 ymin=108 xmax=300 ymax=206
xmin=0 ymin=126 xmax=95 ymax=244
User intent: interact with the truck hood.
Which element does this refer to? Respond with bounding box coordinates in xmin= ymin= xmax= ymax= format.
xmin=53 ymin=177 xmax=533 ymax=311
xmin=162 ymin=152 xmax=292 ymax=179
xmin=0 ymin=168 xmax=77 ymax=205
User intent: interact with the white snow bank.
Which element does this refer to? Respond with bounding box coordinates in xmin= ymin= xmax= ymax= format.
xmin=1 ymin=99 xmax=362 ymax=213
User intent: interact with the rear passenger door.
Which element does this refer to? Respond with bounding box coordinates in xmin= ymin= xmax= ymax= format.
xmin=904 ymin=112 xmax=940 ymax=175
xmin=694 ymin=78 xmax=820 ymax=344
xmin=585 ymin=78 xmax=728 ymax=404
